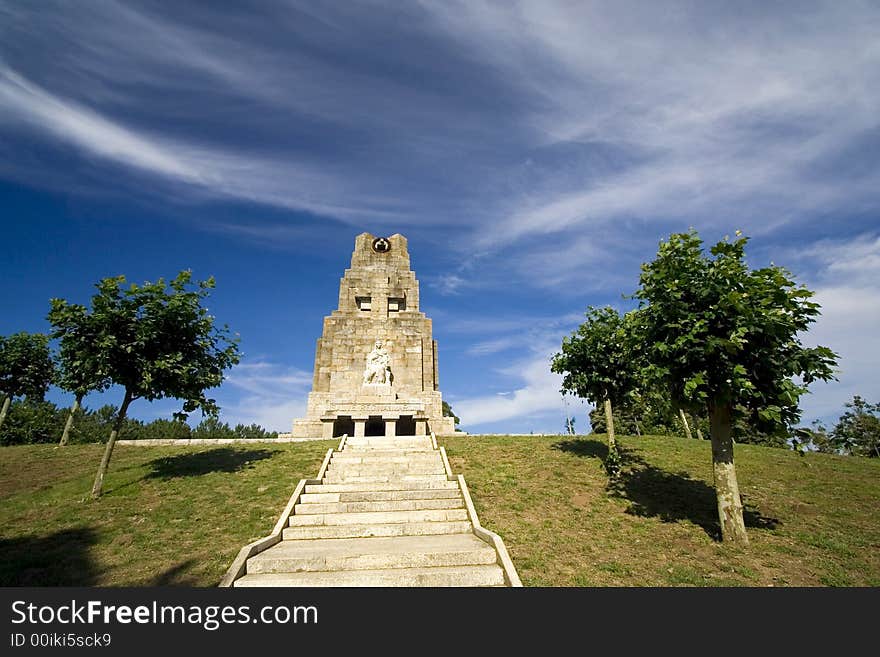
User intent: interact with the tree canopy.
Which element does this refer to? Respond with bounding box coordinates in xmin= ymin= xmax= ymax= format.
xmin=831 ymin=396 xmax=880 ymax=458
xmin=49 ymin=270 xmax=241 ymax=497
xmin=551 ymin=306 xmax=641 ymax=409
xmin=633 ymin=230 xmax=837 ymax=433
xmin=442 ymin=401 xmax=460 ymax=426
xmin=551 ymin=306 xmax=642 ymax=473
xmin=631 ymin=229 xmax=837 ymax=542
xmin=48 ymin=299 xmax=111 ymax=402
xmin=0 ymin=332 xmax=55 ymax=402
xmin=0 ymin=332 xmax=55 ymax=431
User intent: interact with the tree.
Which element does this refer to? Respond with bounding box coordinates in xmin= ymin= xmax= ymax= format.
xmin=632 ymin=230 xmax=837 ymax=542
xmin=48 ymin=301 xmax=112 ymax=446
xmin=49 ymin=271 xmax=241 ymax=498
xmin=588 ymin=386 xmax=678 ymax=436
xmin=832 ymin=396 xmax=880 ymax=458
xmin=0 ymin=399 xmax=66 ymax=445
xmin=0 ymin=332 xmax=55 ymax=432
xmin=551 ymin=306 xmax=642 ymax=475
xmin=442 ymin=400 xmax=460 ymax=427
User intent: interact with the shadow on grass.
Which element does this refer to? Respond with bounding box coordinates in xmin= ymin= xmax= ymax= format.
xmin=146 ymin=448 xmax=280 ymax=480
xmin=552 ymin=438 xmax=608 ymax=459
xmin=0 ymin=527 xmax=100 ymax=585
xmin=617 ymin=460 xmax=780 ymax=540
xmin=147 ymin=559 xmax=199 ymax=586
xmin=552 ymin=437 xmax=780 ymax=540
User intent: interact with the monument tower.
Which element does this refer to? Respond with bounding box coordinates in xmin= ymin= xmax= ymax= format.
xmin=292 ymin=233 xmax=458 ymax=438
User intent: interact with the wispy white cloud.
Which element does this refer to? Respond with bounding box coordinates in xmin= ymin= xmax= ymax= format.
xmin=427 ymin=274 xmax=467 ymax=296
xmin=420 ymin=0 xmax=880 ymax=250
xmin=0 ymin=65 xmax=408 ymax=222
xmin=455 ymin=352 xmax=567 ymax=428
xmin=3 ymin=1 xmax=878 ymax=264
xmin=449 ymin=311 xmax=585 ymax=428
xmin=0 ymin=66 xmax=201 ymax=181
xmin=217 ymin=360 xmax=312 ymax=431
xmin=793 ymin=234 xmax=880 ymax=423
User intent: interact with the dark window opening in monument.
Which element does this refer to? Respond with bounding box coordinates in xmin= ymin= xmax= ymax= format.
xmin=397 ymin=415 xmax=416 ymax=436
xmin=365 ymin=416 xmax=385 ymax=437
xmin=356 ymin=296 xmax=372 ymax=311
xmin=388 ymin=297 xmax=405 ymax=313
xmin=333 ymin=416 xmax=354 ymax=437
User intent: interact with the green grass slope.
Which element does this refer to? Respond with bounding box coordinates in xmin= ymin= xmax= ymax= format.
xmin=1 ymin=435 xmax=877 ymax=586
xmin=444 ymin=434 xmax=880 ymax=586
xmin=0 ymin=441 xmax=335 ymax=586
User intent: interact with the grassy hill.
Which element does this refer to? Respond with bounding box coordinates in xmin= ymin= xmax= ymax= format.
xmin=1 ymin=434 xmax=877 ymax=586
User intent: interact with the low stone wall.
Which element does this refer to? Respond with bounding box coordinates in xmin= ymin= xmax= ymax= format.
xmin=115 ymin=436 xmax=327 ymax=446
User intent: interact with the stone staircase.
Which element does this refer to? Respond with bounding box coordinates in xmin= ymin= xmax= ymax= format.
xmin=222 ymin=435 xmax=520 ymax=587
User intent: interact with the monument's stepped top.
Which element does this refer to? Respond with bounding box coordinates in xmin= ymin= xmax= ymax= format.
xmin=292 ymin=232 xmax=457 ymax=439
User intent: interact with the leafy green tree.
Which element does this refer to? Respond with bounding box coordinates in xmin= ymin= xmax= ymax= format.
xmin=0 ymin=399 xmax=66 ymax=445
xmin=49 ymin=271 xmax=241 ymax=498
xmin=233 ymin=423 xmax=278 ymax=440
xmin=0 ymin=332 xmax=55 ymax=432
xmin=588 ymin=387 xmax=678 ymax=436
xmin=136 ymin=418 xmax=192 ymax=441
xmin=632 ymin=230 xmax=837 ymax=542
xmin=551 ymin=306 xmax=642 ymax=475
xmin=192 ymin=416 xmax=235 ymax=440
xmin=442 ymin=401 xmax=460 ymax=427
xmin=48 ymin=301 xmax=112 ymax=446
xmin=832 ymin=396 xmax=880 ymax=458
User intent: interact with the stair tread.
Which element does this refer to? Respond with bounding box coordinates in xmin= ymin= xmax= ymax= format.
xmin=305 ymin=481 xmax=459 ymax=493
xmin=289 ymin=508 xmax=469 ymax=526
xmin=255 ymin=532 xmax=490 ymax=559
xmin=234 ymin=564 xmax=505 ymax=587
xmin=295 ymin=499 xmax=463 ymax=514
xmin=282 ymin=520 xmax=473 ymax=540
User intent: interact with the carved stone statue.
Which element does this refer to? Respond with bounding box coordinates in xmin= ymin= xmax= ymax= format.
xmin=362 ymin=339 xmax=392 ymax=385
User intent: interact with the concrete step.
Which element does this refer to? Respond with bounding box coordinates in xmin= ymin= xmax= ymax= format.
xmin=299 ymin=489 xmax=461 ymax=504
xmin=283 ymin=520 xmax=473 ymax=540
xmin=326 ymin=465 xmax=445 ymax=476
xmin=331 ymin=454 xmax=442 ymax=464
xmin=288 ymin=508 xmax=469 ymax=527
xmin=340 ymin=447 xmax=434 ymax=455
xmin=294 ymin=498 xmax=463 ymax=515
xmin=322 ymin=474 xmax=449 ymax=484
xmin=345 ymin=437 xmax=433 ymax=445
xmin=246 ymin=534 xmax=497 ymax=574
xmin=305 ymin=480 xmax=460 ymax=494
xmin=343 ymin=445 xmax=433 ymax=452
xmin=234 ymin=564 xmax=506 ymax=587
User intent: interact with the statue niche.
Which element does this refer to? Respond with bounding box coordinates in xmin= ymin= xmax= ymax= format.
xmin=362 ymin=340 xmax=392 ymax=386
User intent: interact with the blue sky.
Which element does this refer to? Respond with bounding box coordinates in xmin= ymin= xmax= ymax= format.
xmin=1 ymin=1 xmax=878 ymax=433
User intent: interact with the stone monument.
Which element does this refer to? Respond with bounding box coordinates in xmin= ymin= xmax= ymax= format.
xmin=291 ymin=233 xmax=458 ymax=438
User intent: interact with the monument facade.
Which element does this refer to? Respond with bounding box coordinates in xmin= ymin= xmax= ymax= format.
xmin=292 ymin=233 xmax=458 ymax=438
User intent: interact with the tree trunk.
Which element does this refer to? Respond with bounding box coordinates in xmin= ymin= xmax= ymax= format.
xmin=91 ymin=390 xmax=133 ymax=500
xmin=634 ymin=420 xmax=641 ymax=437
xmin=679 ymin=408 xmax=693 ymax=440
xmin=0 ymin=395 xmax=10 ymax=432
xmin=696 ymin=427 xmax=705 ymax=441
xmin=59 ymin=394 xmax=83 ymax=446
xmin=604 ymin=398 xmax=616 ymax=452
xmin=708 ymin=401 xmax=748 ymax=544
